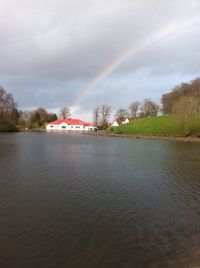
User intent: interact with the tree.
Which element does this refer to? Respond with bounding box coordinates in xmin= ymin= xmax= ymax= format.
xmin=172 ymin=96 xmax=200 ymax=135
xmin=47 ymin=113 xmax=58 ymax=123
xmin=30 ymin=107 xmax=48 ymax=127
xmin=59 ymin=106 xmax=71 ymax=119
xmin=36 ymin=107 xmax=48 ymax=125
xmin=10 ymin=108 xmax=19 ymax=125
xmin=18 ymin=110 xmax=31 ymax=128
xmin=129 ymin=101 xmax=140 ymax=118
xmin=140 ymin=99 xmax=160 ymax=117
xmin=115 ymin=108 xmax=128 ymax=124
xmin=100 ymin=105 xmax=111 ymax=129
xmin=93 ymin=106 xmax=100 ymax=126
xmin=0 ymin=86 xmax=17 ymax=122
xmin=30 ymin=111 xmax=40 ymax=125
xmin=162 ymin=77 xmax=200 ymax=114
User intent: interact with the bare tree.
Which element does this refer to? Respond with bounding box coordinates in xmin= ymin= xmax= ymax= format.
xmin=36 ymin=107 xmax=48 ymax=124
xmin=29 ymin=107 xmax=50 ymax=128
xmin=115 ymin=108 xmax=128 ymax=124
xmin=100 ymin=105 xmax=111 ymax=129
xmin=0 ymin=86 xmax=17 ymax=121
xmin=172 ymin=96 xmax=200 ymax=135
xmin=59 ymin=106 xmax=71 ymax=119
xmin=93 ymin=106 xmax=100 ymax=126
xmin=47 ymin=113 xmax=58 ymax=123
xmin=129 ymin=101 xmax=140 ymax=118
xmin=162 ymin=77 xmax=200 ymax=114
xmin=19 ymin=110 xmax=31 ymax=127
xmin=140 ymin=99 xmax=160 ymax=117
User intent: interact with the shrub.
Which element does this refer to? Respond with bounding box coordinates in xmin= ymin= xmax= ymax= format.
xmin=0 ymin=121 xmax=18 ymax=132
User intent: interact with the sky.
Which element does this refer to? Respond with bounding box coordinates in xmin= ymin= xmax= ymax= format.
xmin=0 ymin=0 xmax=200 ymax=121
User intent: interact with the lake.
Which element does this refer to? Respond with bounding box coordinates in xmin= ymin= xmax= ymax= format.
xmin=0 ymin=133 xmax=200 ymax=267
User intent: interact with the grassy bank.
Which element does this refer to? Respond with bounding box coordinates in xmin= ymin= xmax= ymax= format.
xmin=106 ymin=115 xmax=200 ymax=137
xmin=0 ymin=121 xmax=18 ymax=132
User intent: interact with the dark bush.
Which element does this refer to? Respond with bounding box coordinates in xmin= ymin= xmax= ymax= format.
xmin=0 ymin=121 xmax=18 ymax=132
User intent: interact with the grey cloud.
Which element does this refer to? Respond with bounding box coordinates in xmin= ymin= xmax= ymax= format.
xmin=0 ymin=0 xmax=200 ymax=118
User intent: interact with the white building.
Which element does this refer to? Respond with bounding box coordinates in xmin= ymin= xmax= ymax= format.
xmin=111 ymin=118 xmax=130 ymax=126
xmin=111 ymin=121 xmax=119 ymax=127
xmin=122 ymin=118 xmax=130 ymax=124
xmin=46 ymin=119 xmax=97 ymax=132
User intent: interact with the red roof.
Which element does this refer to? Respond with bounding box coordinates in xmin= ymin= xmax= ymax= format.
xmin=85 ymin=122 xmax=95 ymax=127
xmin=50 ymin=119 xmax=96 ymax=126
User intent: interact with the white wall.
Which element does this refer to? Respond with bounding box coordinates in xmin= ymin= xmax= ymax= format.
xmin=46 ymin=122 xmax=97 ymax=131
xmin=111 ymin=121 xmax=119 ymax=126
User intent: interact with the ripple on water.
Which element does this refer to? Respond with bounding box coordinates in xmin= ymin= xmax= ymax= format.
xmin=1 ymin=134 xmax=200 ymax=267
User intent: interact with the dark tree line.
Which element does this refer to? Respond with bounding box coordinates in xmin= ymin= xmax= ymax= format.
xmin=17 ymin=108 xmax=58 ymax=129
xmin=93 ymin=99 xmax=160 ymax=128
xmin=161 ymin=78 xmax=200 ymax=135
xmin=0 ymin=86 xmax=58 ymax=129
xmin=0 ymin=86 xmax=18 ymax=125
xmin=3 ymin=76 xmax=200 ymax=133
xmin=162 ymin=78 xmax=200 ymax=114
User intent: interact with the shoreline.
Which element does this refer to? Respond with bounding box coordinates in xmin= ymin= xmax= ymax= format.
xmin=83 ymin=131 xmax=200 ymax=143
xmin=2 ymin=130 xmax=200 ymax=142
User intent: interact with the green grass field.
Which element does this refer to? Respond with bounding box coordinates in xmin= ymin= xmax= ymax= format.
xmin=106 ymin=115 xmax=200 ymax=137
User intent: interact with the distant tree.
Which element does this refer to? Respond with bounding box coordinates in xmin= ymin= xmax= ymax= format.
xmin=30 ymin=107 xmax=48 ymax=127
xmin=162 ymin=77 xmax=200 ymax=114
xmin=115 ymin=108 xmax=128 ymax=124
xmin=100 ymin=105 xmax=111 ymax=129
xmin=0 ymin=86 xmax=17 ymax=122
xmin=129 ymin=101 xmax=140 ymax=118
xmin=137 ymin=111 xmax=147 ymax=118
xmin=140 ymin=99 xmax=160 ymax=117
xmin=10 ymin=108 xmax=19 ymax=125
xmin=18 ymin=110 xmax=31 ymax=128
xmin=20 ymin=109 xmax=57 ymax=129
xmin=36 ymin=107 xmax=48 ymax=124
xmin=31 ymin=111 xmax=40 ymax=126
xmin=59 ymin=106 xmax=71 ymax=119
xmin=47 ymin=113 xmax=58 ymax=123
xmin=172 ymin=96 xmax=200 ymax=135
xmin=93 ymin=106 xmax=100 ymax=126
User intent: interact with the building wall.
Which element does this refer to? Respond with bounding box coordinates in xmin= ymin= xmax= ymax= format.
xmin=46 ymin=122 xmax=96 ymax=131
xmin=111 ymin=121 xmax=119 ymax=126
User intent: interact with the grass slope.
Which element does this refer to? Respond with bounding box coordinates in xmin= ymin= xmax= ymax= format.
xmin=107 ymin=115 xmax=200 ymax=136
xmin=0 ymin=121 xmax=18 ymax=132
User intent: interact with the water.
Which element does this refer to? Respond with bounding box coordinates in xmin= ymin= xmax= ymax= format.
xmin=0 ymin=133 xmax=200 ymax=268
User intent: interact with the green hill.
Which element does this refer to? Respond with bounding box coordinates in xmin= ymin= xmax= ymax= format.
xmin=107 ymin=115 xmax=200 ymax=137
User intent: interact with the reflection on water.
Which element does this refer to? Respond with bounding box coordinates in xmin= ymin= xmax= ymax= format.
xmin=0 ymin=133 xmax=200 ymax=267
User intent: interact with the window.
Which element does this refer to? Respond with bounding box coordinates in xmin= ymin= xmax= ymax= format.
xmin=50 ymin=126 xmax=54 ymax=128
xmin=75 ymin=126 xmax=80 ymax=129
xmin=62 ymin=126 xmax=66 ymax=129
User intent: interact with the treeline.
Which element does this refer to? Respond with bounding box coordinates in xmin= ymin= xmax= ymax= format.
xmin=18 ymin=108 xmax=58 ymax=129
xmin=162 ymin=78 xmax=200 ymax=114
xmin=93 ymin=77 xmax=200 ymax=133
xmin=0 ymin=86 xmax=58 ymax=131
xmin=1 ymin=77 xmax=200 ymax=134
xmin=161 ymin=78 xmax=200 ymax=135
xmin=93 ymin=99 xmax=160 ymax=129
xmin=0 ymin=86 xmax=19 ymax=131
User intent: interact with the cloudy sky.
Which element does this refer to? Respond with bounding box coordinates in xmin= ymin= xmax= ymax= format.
xmin=0 ymin=0 xmax=200 ymax=120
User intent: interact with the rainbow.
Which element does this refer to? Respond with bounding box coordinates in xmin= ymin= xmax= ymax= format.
xmin=72 ymin=15 xmax=200 ymax=111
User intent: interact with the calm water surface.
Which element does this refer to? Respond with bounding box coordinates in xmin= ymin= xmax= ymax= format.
xmin=0 ymin=133 xmax=200 ymax=268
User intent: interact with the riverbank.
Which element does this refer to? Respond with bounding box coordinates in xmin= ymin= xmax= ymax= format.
xmin=106 ymin=115 xmax=200 ymax=137
xmin=84 ymin=131 xmax=200 ymax=142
